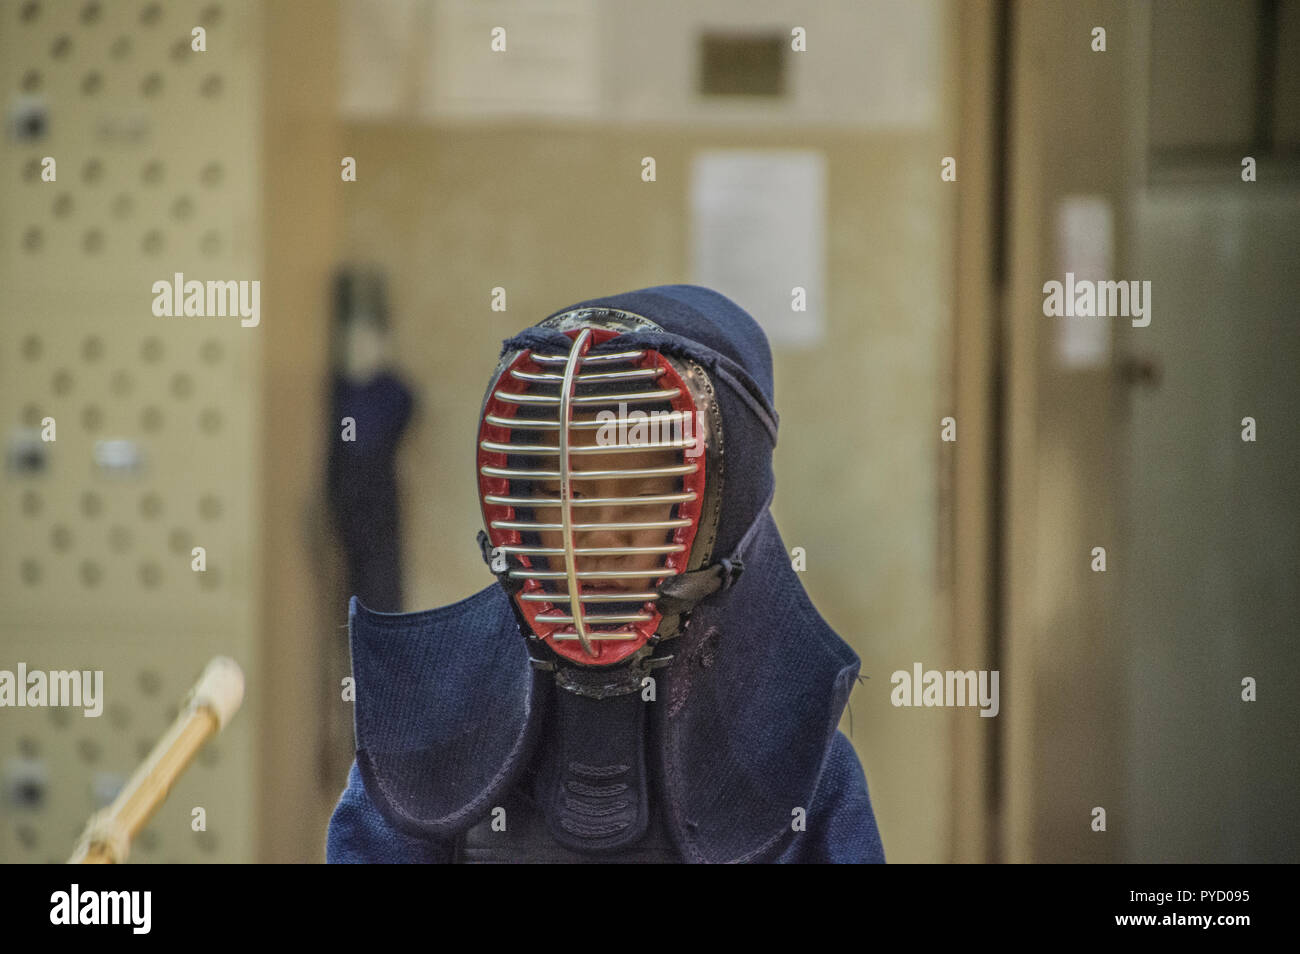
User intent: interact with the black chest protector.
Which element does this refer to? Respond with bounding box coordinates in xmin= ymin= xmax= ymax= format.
xmin=454 ymin=679 xmax=681 ymax=863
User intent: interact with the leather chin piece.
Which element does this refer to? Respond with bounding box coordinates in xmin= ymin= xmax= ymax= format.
xmin=529 ymin=649 xmax=669 ymax=853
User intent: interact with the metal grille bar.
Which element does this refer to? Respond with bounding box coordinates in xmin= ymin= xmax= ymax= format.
xmin=494 ymin=544 xmax=685 ymax=556
xmin=494 ymin=388 xmax=681 ymax=405
xmin=485 ymin=411 xmax=694 ymax=431
xmin=534 ymin=611 xmax=653 ymax=625
xmin=479 ymin=439 xmax=697 ymax=456
xmin=531 ymin=349 xmax=644 ymax=365
xmin=509 ymin=367 xmax=664 ymax=384
xmin=481 ymin=464 xmax=697 ymax=480
xmin=557 ymin=329 xmax=594 ymax=655
xmin=491 ymin=518 xmax=691 ymax=531
xmin=485 ymin=492 xmax=696 ymax=508
xmin=510 ymin=568 xmax=680 ymax=580
xmin=520 ymin=591 xmax=658 ymax=603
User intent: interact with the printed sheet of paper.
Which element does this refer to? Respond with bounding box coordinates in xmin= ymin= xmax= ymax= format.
xmin=1055 ymin=195 xmax=1114 ymax=369
xmin=339 ymin=0 xmax=422 ymax=118
xmin=690 ymin=150 xmax=826 ymax=348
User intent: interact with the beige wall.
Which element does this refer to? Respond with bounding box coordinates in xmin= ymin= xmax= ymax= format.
xmin=260 ymin=1 xmax=343 ymax=862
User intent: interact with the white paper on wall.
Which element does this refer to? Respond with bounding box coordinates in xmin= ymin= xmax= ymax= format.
xmin=690 ymin=150 xmax=826 ymax=347
xmin=1054 ymin=195 xmax=1114 ymax=369
xmin=339 ymin=0 xmax=424 ymax=118
xmin=421 ymin=0 xmax=601 ymax=120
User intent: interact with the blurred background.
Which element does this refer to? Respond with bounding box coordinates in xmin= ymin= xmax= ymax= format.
xmin=1 ymin=0 xmax=1296 ymax=864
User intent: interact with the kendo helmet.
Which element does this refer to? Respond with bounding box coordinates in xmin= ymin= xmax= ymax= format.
xmin=475 ymin=307 xmax=731 ymax=667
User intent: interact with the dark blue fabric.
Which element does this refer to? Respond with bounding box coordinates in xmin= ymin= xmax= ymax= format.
xmin=344 ymin=587 xmax=549 ymax=840
xmin=326 ymin=371 xmax=414 ymax=612
xmin=543 ymin=285 xmax=777 ymax=402
xmin=326 ymin=284 xmax=886 ymax=863
xmin=327 ymin=760 xmax=453 ymax=863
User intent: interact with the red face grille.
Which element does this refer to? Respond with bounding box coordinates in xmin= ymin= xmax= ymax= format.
xmin=477 ymin=327 xmax=706 ymax=666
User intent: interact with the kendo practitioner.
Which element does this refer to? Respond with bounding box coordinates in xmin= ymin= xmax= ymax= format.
xmin=326 ymin=284 xmax=886 ymax=863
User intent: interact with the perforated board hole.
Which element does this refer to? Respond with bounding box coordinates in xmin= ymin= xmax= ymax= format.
xmin=17 ymin=825 xmax=39 ymax=851
xmin=108 ymin=524 xmax=132 ymax=552
xmin=80 ymin=404 xmax=103 ymax=431
xmin=199 ymin=407 xmax=222 ymax=434
xmin=198 ymin=493 xmax=221 ymax=519
xmin=19 ymin=559 xmax=42 ymax=584
xmin=108 ymin=703 xmax=131 ymax=730
xmin=22 ymin=490 xmax=43 ymax=516
xmin=79 ymin=559 xmax=102 ymax=587
xmin=79 ymin=490 xmax=101 ymax=518
xmin=50 ymin=523 xmax=72 ymax=551
xmin=137 ymin=669 xmax=162 ymax=697
xmin=199 ymin=337 xmax=223 ymax=364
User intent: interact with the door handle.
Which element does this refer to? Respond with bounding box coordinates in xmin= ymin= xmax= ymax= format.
xmin=1118 ymin=354 xmax=1162 ymax=389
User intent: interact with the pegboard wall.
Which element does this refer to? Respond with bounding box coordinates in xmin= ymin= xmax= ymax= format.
xmin=0 ymin=0 xmax=262 ymax=862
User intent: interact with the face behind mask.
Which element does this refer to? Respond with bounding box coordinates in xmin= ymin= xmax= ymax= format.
xmin=476 ymin=307 xmax=724 ymax=668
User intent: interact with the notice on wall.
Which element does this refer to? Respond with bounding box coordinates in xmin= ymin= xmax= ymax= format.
xmin=339 ymin=0 xmax=422 ymax=118
xmin=690 ymin=150 xmax=827 ymax=348
xmin=1054 ymin=195 xmax=1114 ymax=369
